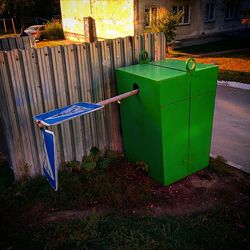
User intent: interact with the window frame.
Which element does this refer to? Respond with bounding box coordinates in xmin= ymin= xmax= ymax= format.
xmin=224 ymin=3 xmax=240 ymax=20
xmin=205 ymin=2 xmax=215 ymax=23
xmin=144 ymin=5 xmax=159 ymax=28
xmin=172 ymin=4 xmax=191 ymax=25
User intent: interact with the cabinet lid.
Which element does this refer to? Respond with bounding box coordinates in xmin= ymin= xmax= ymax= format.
xmin=116 ymin=61 xmax=185 ymax=82
xmin=151 ymin=59 xmax=216 ymax=72
xmin=116 ymin=59 xmax=217 ymax=82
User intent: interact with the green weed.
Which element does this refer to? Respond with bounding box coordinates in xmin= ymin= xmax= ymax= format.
xmin=209 ymin=156 xmax=236 ymax=176
xmin=135 ymin=161 xmax=149 ymax=173
xmin=42 ymin=19 xmax=64 ymax=40
xmin=219 ymin=70 xmax=250 ymax=84
xmin=64 ymin=160 xmax=81 ymax=173
xmin=82 ymin=147 xmax=121 ymax=172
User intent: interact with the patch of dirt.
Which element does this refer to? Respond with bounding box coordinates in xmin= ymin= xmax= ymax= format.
xmin=36 ymin=160 xmax=250 ymax=224
xmin=44 ymin=208 xmax=105 ymax=224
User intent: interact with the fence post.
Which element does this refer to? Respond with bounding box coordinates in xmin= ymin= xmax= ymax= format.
xmin=3 ymin=19 xmax=7 ymax=33
xmin=83 ymin=16 xmax=97 ymax=43
xmin=11 ymin=18 xmax=16 ymax=34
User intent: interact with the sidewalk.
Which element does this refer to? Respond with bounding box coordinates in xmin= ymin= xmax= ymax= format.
xmin=211 ymin=84 xmax=250 ymax=173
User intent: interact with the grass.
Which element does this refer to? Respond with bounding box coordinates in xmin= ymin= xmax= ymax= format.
xmin=170 ymin=48 xmax=250 ymax=83
xmin=0 ymin=153 xmax=249 ymax=249
xmin=36 ymin=39 xmax=81 ymax=48
xmin=171 ymin=35 xmax=250 ymax=83
xmin=0 ymin=33 xmax=18 ymax=38
xmin=193 ymin=51 xmax=250 ymax=84
xmin=4 ymin=210 xmax=250 ymax=250
xmin=219 ymin=70 xmax=250 ymax=83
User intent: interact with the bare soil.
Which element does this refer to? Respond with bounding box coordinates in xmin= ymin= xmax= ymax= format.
xmin=36 ymin=160 xmax=250 ymax=225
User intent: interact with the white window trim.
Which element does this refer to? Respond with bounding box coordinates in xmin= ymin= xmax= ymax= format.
xmin=144 ymin=6 xmax=159 ymax=28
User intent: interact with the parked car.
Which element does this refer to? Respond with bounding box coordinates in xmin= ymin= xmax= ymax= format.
xmin=23 ymin=25 xmax=45 ymax=41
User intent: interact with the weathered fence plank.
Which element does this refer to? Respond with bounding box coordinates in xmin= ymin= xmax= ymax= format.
xmin=0 ymin=51 xmax=23 ymax=176
xmin=90 ymin=42 xmax=107 ymax=151
xmin=0 ymin=33 xmax=166 ymax=179
xmin=0 ymin=36 xmax=35 ymax=51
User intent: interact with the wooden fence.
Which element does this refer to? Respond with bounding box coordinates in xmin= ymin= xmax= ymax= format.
xmin=0 ymin=36 xmax=36 ymax=51
xmin=0 ymin=32 xmax=165 ymax=179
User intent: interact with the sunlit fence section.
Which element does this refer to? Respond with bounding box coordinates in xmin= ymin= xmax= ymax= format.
xmin=0 ymin=32 xmax=165 ymax=179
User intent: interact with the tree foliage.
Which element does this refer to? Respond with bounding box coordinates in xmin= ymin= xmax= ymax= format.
xmin=42 ymin=19 xmax=64 ymax=40
xmin=0 ymin=0 xmax=60 ymax=18
xmin=144 ymin=7 xmax=183 ymax=44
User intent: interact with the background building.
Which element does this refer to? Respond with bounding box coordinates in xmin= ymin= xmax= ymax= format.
xmin=60 ymin=0 xmax=250 ymax=42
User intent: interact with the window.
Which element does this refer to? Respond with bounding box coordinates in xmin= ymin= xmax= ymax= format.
xmin=205 ymin=3 xmax=215 ymax=22
xmin=225 ymin=4 xmax=239 ymax=19
xmin=172 ymin=5 xmax=190 ymax=25
xmin=144 ymin=6 xmax=158 ymax=27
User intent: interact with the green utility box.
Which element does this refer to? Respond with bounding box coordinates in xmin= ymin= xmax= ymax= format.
xmin=116 ymin=59 xmax=218 ymax=185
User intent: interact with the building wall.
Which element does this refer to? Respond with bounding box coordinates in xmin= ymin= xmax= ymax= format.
xmin=60 ymin=0 xmax=134 ymax=41
xmin=61 ymin=0 xmax=249 ymax=42
xmin=135 ymin=0 xmax=247 ymax=40
xmin=135 ymin=0 xmax=202 ymax=38
xmin=200 ymin=0 xmax=247 ymax=36
xmin=60 ymin=0 xmax=90 ymax=42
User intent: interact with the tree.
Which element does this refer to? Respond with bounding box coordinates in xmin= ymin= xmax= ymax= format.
xmin=144 ymin=7 xmax=183 ymax=52
xmin=0 ymin=0 xmax=6 ymax=15
xmin=0 ymin=0 xmax=60 ymax=20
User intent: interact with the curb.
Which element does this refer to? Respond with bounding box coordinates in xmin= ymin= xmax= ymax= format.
xmin=210 ymin=153 xmax=249 ymax=174
xmin=217 ymin=80 xmax=250 ymax=90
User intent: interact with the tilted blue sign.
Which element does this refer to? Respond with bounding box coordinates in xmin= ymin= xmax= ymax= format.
xmin=33 ymin=102 xmax=103 ymax=126
xmin=41 ymin=129 xmax=58 ymax=191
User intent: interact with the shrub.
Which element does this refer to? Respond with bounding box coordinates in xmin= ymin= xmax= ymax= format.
xmin=42 ymin=20 xmax=64 ymax=40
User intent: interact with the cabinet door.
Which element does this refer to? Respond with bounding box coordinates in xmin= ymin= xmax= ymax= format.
xmin=189 ymin=92 xmax=216 ymax=174
xmin=161 ymin=100 xmax=190 ymax=185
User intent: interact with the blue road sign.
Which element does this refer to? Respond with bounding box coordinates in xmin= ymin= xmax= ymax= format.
xmin=41 ymin=129 xmax=58 ymax=191
xmin=34 ymin=102 xmax=103 ymax=126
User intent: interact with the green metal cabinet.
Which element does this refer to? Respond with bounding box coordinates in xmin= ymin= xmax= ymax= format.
xmin=116 ymin=59 xmax=218 ymax=185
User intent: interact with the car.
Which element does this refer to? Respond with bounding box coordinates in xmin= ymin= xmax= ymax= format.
xmin=23 ymin=25 xmax=45 ymax=41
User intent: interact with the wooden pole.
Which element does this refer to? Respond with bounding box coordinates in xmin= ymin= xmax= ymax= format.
xmin=97 ymin=89 xmax=139 ymax=106
xmin=11 ymin=18 xmax=16 ymax=34
xmin=3 ymin=19 xmax=7 ymax=33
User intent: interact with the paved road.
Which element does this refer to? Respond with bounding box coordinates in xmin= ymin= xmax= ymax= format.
xmin=211 ymin=85 xmax=250 ymax=173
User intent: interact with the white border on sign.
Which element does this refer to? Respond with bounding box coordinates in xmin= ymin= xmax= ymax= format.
xmin=42 ymin=129 xmax=58 ymax=191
